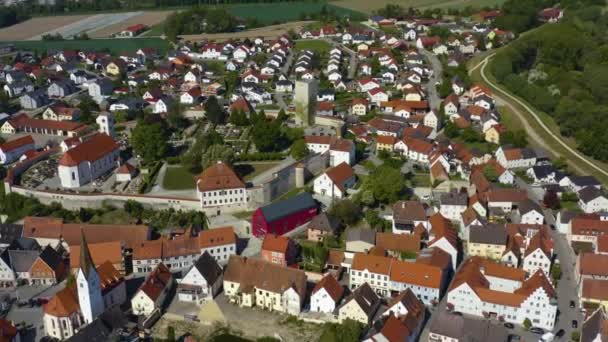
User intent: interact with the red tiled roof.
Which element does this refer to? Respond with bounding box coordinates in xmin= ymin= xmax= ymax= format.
xmin=196 ymin=161 xmax=245 ymax=192
xmin=312 ymin=274 xmax=344 ymax=302
xmin=0 ymin=135 xmax=34 ymax=153
xmin=58 ymin=133 xmax=118 ymax=167
xmin=138 ymin=263 xmax=173 ymax=301
xmin=262 ymin=234 xmax=290 ymax=253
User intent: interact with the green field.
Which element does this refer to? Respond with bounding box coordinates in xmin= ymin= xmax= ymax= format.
xmin=3 ymin=38 xmax=170 ymax=53
xmin=163 ymin=166 xmax=197 ymax=190
xmin=234 ymin=162 xmax=280 ymax=181
xmin=226 ymin=2 xmax=365 ymax=24
xmin=142 ymin=23 xmax=166 ymax=37
xmin=294 ymin=39 xmax=332 ymax=54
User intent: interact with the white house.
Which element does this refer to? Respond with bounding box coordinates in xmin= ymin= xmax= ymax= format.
xmin=177 ymin=252 xmax=223 ymax=305
xmin=517 ymin=200 xmax=544 ymax=225
xmin=313 ymin=162 xmax=356 ymax=199
xmin=196 ymin=161 xmax=247 ymax=209
xmin=304 ymin=136 xmax=355 ymax=167
xmin=522 ymin=228 xmax=553 ymax=278
xmin=0 ymin=135 xmax=35 ymax=165
xmin=440 ymin=192 xmax=468 ymax=222
xmin=310 ymin=274 xmax=344 ymax=314
xmin=131 ymin=263 xmax=174 ymax=317
xmin=198 ymin=227 xmax=238 ymax=265
xmin=447 ymin=257 xmax=557 ymax=331
xmin=579 ymin=187 xmax=608 ymax=214
xmin=496 ymin=147 xmax=537 ymax=169
xmin=57 ymin=134 xmax=119 ymax=188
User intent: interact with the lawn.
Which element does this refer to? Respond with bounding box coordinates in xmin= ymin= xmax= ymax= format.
xmin=294 ymin=39 xmax=332 ymax=54
xmin=142 ymin=22 xmax=165 ymax=37
xmin=163 ymin=165 xmax=197 ymax=190
xmin=411 ymin=173 xmax=431 ymax=187
xmin=5 ymin=38 xmax=170 ymax=53
xmin=234 ymin=162 xmax=280 ymax=181
xmin=89 ymin=209 xmax=135 ymax=225
xmin=226 ymin=2 xmax=365 ymax=24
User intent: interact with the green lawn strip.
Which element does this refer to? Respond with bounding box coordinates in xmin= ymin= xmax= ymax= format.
xmin=294 ymin=39 xmax=332 ymax=54
xmin=162 ymin=165 xmax=197 ymax=190
xmin=469 ymin=57 xmax=608 ymax=186
xmin=142 ymin=22 xmax=165 ymax=37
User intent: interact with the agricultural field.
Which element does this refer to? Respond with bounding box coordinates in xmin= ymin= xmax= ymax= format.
xmin=0 ymin=14 xmax=92 ymax=41
xmin=88 ymin=10 xmax=174 ymax=38
xmin=329 ymin=0 xmax=505 ymax=14
xmin=4 ymin=38 xmax=170 ymax=53
xmin=180 ymin=21 xmax=312 ymax=42
xmin=226 ymin=2 xmax=365 ymax=24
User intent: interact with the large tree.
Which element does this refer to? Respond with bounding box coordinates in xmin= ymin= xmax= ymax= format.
xmin=131 ymin=122 xmax=168 ymax=163
xmin=363 ymin=165 xmax=406 ymax=204
xmin=201 ymin=144 xmax=235 ymax=170
xmin=204 ymin=96 xmax=226 ymax=124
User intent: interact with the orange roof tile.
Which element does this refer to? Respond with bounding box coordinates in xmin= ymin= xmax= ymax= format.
xmin=196 ymin=161 xmax=245 ymax=192
xmin=58 ymin=133 xmax=118 ymax=167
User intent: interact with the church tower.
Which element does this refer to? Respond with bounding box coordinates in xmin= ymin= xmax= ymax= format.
xmin=76 ymin=231 xmax=104 ymax=324
xmin=96 ymin=112 xmax=115 ymax=138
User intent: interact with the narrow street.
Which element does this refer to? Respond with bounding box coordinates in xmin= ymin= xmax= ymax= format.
xmin=418 ymin=48 xmax=442 ymax=110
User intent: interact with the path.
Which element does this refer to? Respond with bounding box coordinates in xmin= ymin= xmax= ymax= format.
xmin=470 ymin=54 xmax=608 ymax=181
xmin=249 ymin=156 xmax=295 ymax=185
xmin=147 ymin=163 xmax=198 ymax=198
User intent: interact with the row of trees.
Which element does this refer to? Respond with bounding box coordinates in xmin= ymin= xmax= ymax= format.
xmin=163 ymin=7 xmax=239 ymax=41
xmin=490 ymin=5 xmax=608 ymax=161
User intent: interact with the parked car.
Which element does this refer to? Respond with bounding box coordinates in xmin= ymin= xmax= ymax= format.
xmin=452 ymin=311 xmax=463 ymax=316
xmin=570 ymin=300 xmax=576 ymax=308
xmin=530 ymin=327 xmax=544 ymax=335
xmin=572 ymin=320 xmax=578 ymax=328
xmin=556 ymin=329 xmax=565 ymax=338
xmin=508 ymin=334 xmax=521 ymax=341
xmin=504 ymin=322 xmax=514 ymax=329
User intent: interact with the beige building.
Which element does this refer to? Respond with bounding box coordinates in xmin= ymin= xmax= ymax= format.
xmin=467 ymin=224 xmax=507 ymax=260
xmin=338 ymin=283 xmax=380 ymax=325
xmin=223 ymin=255 xmax=306 ymax=315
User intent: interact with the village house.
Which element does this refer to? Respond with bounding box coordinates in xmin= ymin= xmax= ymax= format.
xmin=195 ymin=161 xmax=247 ymax=210
xmin=223 ymin=255 xmax=307 ymax=315
xmin=261 ymin=235 xmax=297 ymax=266
xmin=177 ymin=252 xmax=223 ymax=305
xmin=307 ymin=213 xmax=340 ymax=242
xmin=338 ymin=283 xmax=381 ymax=325
xmin=391 ymin=200 xmax=428 ymax=234
xmin=305 ymin=135 xmax=355 ymax=166
xmin=310 ymin=274 xmax=344 ymax=314
xmin=447 ymin=257 xmax=557 ymax=330
xmin=131 ymin=263 xmax=174 ymax=317
xmin=313 ymin=162 xmax=356 ymax=199
xmin=0 ymin=135 xmax=35 ymax=165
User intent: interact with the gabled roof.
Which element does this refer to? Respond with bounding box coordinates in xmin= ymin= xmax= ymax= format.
xmin=375 ymin=232 xmax=420 ymax=253
xmin=324 ymin=162 xmax=355 ymax=191
xmin=258 ymin=192 xmax=316 ymax=223
xmin=198 ymin=226 xmax=236 ymax=248
xmin=196 ymin=161 xmax=245 ymax=192
xmin=312 ymin=274 xmax=344 ymax=302
xmin=138 ymin=263 xmax=173 ymax=301
xmin=224 ymin=255 xmax=306 ymax=296
xmin=0 ymin=135 xmax=34 ymax=153
xmin=308 ymin=213 xmax=340 ymax=234
xmin=192 ymin=251 xmax=222 ymax=284
xmin=342 ymin=282 xmax=380 ymax=317
xmin=58 ymin=133 xmax=118 ymax=167
xmin=261 ymin=234 xmax=291 ymax=253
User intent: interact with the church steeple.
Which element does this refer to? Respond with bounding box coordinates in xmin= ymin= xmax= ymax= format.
xmin=76 ymin=229 xmax=104 ymax=324
xmin=79 ymin=230 xmax=95 ymax=279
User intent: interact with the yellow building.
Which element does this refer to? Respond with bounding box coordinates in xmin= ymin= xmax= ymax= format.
xmin=105 ymin=61 xmax=125 ymax=76
xmin=467 ymin=225 xmax=508 ymax=260
xmin=376 ymin=135 xmax=397 ymax=153
xmin=485 ymin=124 xmax=506 ymax=144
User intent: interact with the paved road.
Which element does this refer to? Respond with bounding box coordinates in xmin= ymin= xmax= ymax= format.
xmin=470 ymin=55 xmax=608 ymax=181
xmin=274 ymin=50 xmax=295 ymax=110
xmin=418 ymin=48 xmax=442 ymax=110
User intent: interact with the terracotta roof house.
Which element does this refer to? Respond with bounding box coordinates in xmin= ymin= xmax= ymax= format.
xmin=223 ymin=255 xmax=307 ymax=315
xmin=448 ymin=257 xmax=557 ymax=331
xmin=196 ymin=161 xmax=247 ymax=209
xmin=131 ymin=263 xmax=174 ymax=317
xmin=22 ymin=216 xmax=150 ymax=249
xmin=0 ymin=134 xmax=35 ymax=164
xmin=375 ymin=232 xmax=421 ymax=258
xmin=313 ymin=162 xmax=356 ymax=199
xmin=582 ymin=307 xmax=608 ymax=342
xmin=261 ymin=234 xmax=296 ymax=266
xmin=311 ymin=274 xmax=344 ymax=314
xmin=69 ymin=241 xmax=124 ymax=275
